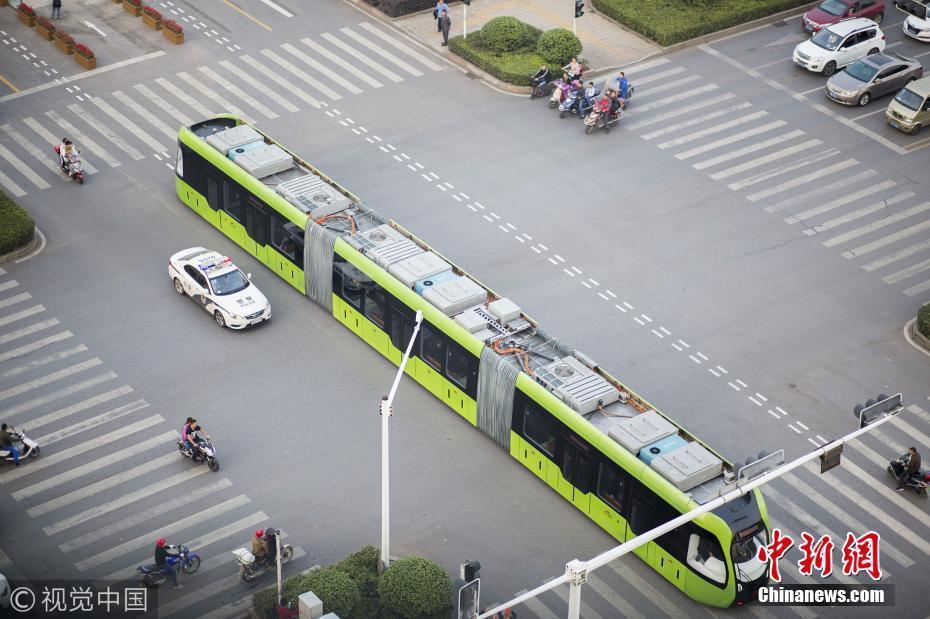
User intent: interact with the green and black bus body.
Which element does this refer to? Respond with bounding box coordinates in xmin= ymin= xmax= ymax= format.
xmin=175 ymin=116 xmax=771 ymax=607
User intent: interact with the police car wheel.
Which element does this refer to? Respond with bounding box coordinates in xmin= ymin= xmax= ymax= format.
xmin=173 ymin=278 xmax=185 ymax=296
xmin=214 ymin=311 xmax=226 ymax=328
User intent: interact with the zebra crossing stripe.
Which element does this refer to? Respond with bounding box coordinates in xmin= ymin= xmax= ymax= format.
xmin=787 ymin=180 xmax=899 ymax=224
xmin=154 ymin=77 xmax=214 ymax=119
xmin=5 ymin=373 xmax=120 ymax=423
xmin=57 ymin=473 xmax=226 ymax=548
xmin=358 ymin=21 xmax=442 ymax=71
xmin=0 ymin=279 xmax=18 ymax=293
xmin=628 ymin=66 xmax=687 ymax=86
xmin=827 ymin=202 xmax=930 ymax=248
xmin=635 ymin=83 xmax=719 ymax=112
xmin=340 ymin=28 xmax=423 ymax=77
xmin=301 ymin=37 xmax=383 ymax=89
xmin=863 ymin=235 xmax=930 ymax=272
xmin=11 ymin=430 xmax=176 ymax=500
xmin=0 ymin=343 xmax=86 ymax=379
xmin=585 ymin=574 xmax=646 ymax=619
xmin=727 ymin=149 xmax=841 ymax=191
xmin=633 ymin=74 xmax=702 ymax=99
xmin=710 ymin=139 xmax=822 ymax=180
xmin=176 ymin=72 xmax=253 ymax=123
xmin=764 ymin=170 xmax=878 ymax=213
xmin=745 ymin=159 xmax=858 ymax=202
xmin=693 ymin=129 xmax=806 ymax=170
xmin=259 ymin=49 xmax=342 ymax=100
xmin=0 ymin=304 xmax=44 ymax=328
xmin=904 ymin=278 xmax=930 ymax=296
xmin=1 ymin=415 xmax=163 ymax=485
xmin=847 ymin=217 xmax=930 ymax=258
xmin=0 ymin=318 xmax=60 ymax=346
xmin=513 ymin=590 xmax=560 ymax=619
xmin=29 ymin=451 xmax=176 ymax=518
xmin=89 ymin=96 xmax=166 ymax=153
xmin=21 ymin=116 xmax=99 ymax=174
xmin=625 ymin=93 xmax=736 ymax=130
xmin=0 ymin=166 xmax=25 ymax=196
xmin=0 ymin=292 xmax=32 ymax=313
xmin=134 ymin=83 xmax=194 ymax=126
xmin=238 ymin=55 xmax=321 ymax=107
xmin=16 ymin=385 xmax=134 ymax=432
xmin=281 ymin=43 xmax=364 ymax=95
xmin=0 ymin=357 xmax=102 ymax=402
xmin=608 ymin=558 xmax=687 ymax=618
xmin=617 ymin=55 xmax=672 ymax=75
xmin=45 ymin=110 xmax=122 ymax=167
xmin=0 ymin=124 xmax=62 ymax=179
xmin=320 ymin=32 xmax=402 ymax=83
xmin=547 ymin=577 xmax=612 ymax=619
xmin=111 ymin=90 xmax=178 ymax=140
xmin=657 ymin=110 xmax=768 ymax=149
xmin=75 ymin=494 xmax=251 ymax=572
xmin=217 ymin=60 xmax=300 ymax=113
xmin=676 ymin=121 xmax=787 ymax=160
xmin=197 ymin=66 xmax=280 ymax=119
xmin=37 ymin=398 xmax=146 ymax=446
xmin=65 ymin=102 xmax=145 ymax=160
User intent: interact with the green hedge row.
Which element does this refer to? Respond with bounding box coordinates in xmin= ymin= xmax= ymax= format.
xmin=918 ymin=304 xmax=930 ymax=339
xmin=364 ymin=0 xmax=438 ymax=18
xmin=0 ymin=190 xmax=34 ymax=255
xmin=592 ymin=0 xmax=812 ymax=47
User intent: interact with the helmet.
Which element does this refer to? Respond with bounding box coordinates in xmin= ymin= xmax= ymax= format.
xmin=156 ymin=538 xmax=166 ymax=548
xmin=255 ymin=529 xmax=264 ymax=538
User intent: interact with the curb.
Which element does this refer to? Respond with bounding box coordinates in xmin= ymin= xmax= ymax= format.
xmin=904 ymin=317 xmax=930 ymax=359
xmin=0 ymin=228 xmax=38 ymax=264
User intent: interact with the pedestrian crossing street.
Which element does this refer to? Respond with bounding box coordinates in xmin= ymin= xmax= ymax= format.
xmin=0 ymin=268 xmax=300 ymax=618
xmin=618 ymin=57 xmax=930 ymax=299
xmin=490 ymin=402 xmax=930 ymax=619
xmin=0 ymin=20 xmax=441 ymax=194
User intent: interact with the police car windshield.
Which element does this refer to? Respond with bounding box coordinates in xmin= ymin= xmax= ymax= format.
xmin=209 ymin=269 xmax=250 ymax=295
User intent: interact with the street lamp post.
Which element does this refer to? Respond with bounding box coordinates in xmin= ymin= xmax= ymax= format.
xmin=380 ymin=309 xmax=424 ymax=573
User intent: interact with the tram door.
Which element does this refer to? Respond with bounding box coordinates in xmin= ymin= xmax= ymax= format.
xmin=559 ymin=434 xmax=594 ymax=513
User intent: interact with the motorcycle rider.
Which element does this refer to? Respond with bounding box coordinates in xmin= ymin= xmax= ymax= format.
xmin=578 ymin=81 xmax=598 ymax=118
xmin=531 ymin=64 xmax=552 ymax=96
xmin=57 ymin=138 xmax=75 ymax=168
xmin=251 ymin=529 xmax=269 ymax=566
xmin=612 ymin=71 xmax=630 ymax=100
xmin=154 ymin=537 xmax=182 ymax=588
xmin=896 ymin=446 xmax=922 ymax=491
xmin=181 ymin=418 xmax=211 ymax=456
xmin=608 ymin=89 xmax=624 ymax=120
xmin=0 ymin=423 xmax=21 ymax=466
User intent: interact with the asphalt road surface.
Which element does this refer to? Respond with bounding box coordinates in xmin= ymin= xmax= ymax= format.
xmin=0 ymin=1 xmax=929 ymax=618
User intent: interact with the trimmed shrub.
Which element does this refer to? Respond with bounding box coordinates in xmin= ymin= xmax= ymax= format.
xmin=593 ymin=0 xmax=811 ymax=46
xmin=375 ymin=0 xmax=437 ymax=18
xmin=449 ymin=20 xmax=545 ymax=86
xmin=479 ymin=16 xmax=529 ymax=53
xmin=378 ymin=557 xmax=452 ymax=618
xmin=0 ymin=191 xmax=35 ymax=255
xmin=536 ymin=28 xmax=582 ymax=66
xmin=334 ymin=545 xmax=381 ymax=596
xmin=301 ymin=568 xmax=361 ymax=618
xmin=918 ymin=304 xmax=930 ymax=339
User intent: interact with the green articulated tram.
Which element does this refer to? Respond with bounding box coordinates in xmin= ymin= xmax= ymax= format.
xmin=175 ymin=115 xmax=771 ymax=607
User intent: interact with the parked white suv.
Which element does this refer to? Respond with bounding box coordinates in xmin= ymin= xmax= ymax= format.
xmin=794 ymin=17 xmax=886 ymax=76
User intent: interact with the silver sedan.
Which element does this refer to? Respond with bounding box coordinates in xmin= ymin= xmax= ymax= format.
xmin=825 ymin=53 xmax=923 ymax=107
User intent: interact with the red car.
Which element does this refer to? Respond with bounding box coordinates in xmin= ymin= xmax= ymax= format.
xmin=802 ymin=0 xmax=885 ymax=33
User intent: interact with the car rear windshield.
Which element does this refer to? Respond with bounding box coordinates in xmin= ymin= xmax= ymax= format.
xmin=818 ymin=0 xmax=847 ymax=16
xmin=844 ymin=60 xmax=878 ymax=82
xmin=811 ymin=29 xmax=842 ymax=51
xmin=210 ymin=269 xmax=250 ymax=296
xmin=894 ymin=88 xmax=924 ymax=111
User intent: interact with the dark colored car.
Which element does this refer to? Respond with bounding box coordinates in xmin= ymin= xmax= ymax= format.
xmin=826 ymin=52 xmax=923 ymax=106
xmin=803 ymin=0 xmax=886 ymax=33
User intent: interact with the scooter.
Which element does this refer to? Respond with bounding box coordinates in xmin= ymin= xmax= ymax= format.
xmin=53 ymin=145 xmax=84 ymax=185
xmin=137 ymin=545 xmax=202 ymax=587
xmin=548 ymin=79 xmax=571 ymax=109
xmin=558 ymin=83 xmax=585 ymax=118
xmin=233 ymin=537 xmax=295 ymax=581
xmin=177 ymin=437 xmax=219 ymax=472
xmin=584 ymin=98 xmax=622 ymax=134
xmin=562 ymin=87 xmax=601 ymax=119
xmin=0 ymin=427 xmax=40 ymax=464
xmin=888 ymin=456 xmax=929 ymax=497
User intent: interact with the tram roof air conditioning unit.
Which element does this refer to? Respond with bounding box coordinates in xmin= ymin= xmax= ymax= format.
xmin=276 ymin=173 xmax=352 ymax=219
xmin=537 ymin=356 xmax=619 ymax=414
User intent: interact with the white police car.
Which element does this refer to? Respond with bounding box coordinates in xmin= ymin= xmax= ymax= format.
xmin=169 ymin=248 xmax=271 ymax=329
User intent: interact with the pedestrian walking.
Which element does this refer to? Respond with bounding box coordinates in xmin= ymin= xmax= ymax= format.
xmin=435 ymin=0 xmax=449 ymax=32
xmin=439 ymin=9 xmax=451 ymax=46
xmin=51 ymin=0 xmax=62 ymax=20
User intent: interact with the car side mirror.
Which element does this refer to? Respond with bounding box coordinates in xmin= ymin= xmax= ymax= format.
xmin=247 ymin=273 xmax=252 ymax=280
xmin=874 ymin=78 xmax=882 ymax=84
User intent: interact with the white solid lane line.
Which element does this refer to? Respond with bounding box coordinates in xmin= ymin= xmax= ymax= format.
xmin=29 ymin=451 xmax=177 ymax=518
xmin=10 ymin=430 xmax=175 ymax=500
xmin=744 ymin=158 xmax=857 ymax=202
xmin=319 ymin=33 xmax=403 ymax=83
xmin=0 ymin=357 xmax=102 ymax=402
xmin=21 ymin=116 xmax=99 ymax=174
xmin=786 ymin=180 xmax=899 ymax=224
xmin=827 ymin=202 xmax=930 ymax=248
xmin=806 ymin=191 xmax=914 ymax=236
xmin=0 ymin=329 xmax=71 ymax=364
xmin=75 ymin=494 xmax=251 ymax=572
xmin=710 ymin=139 xmax=822 ymax=180
xmin=258 ymin=0 xmax=292 ymax=17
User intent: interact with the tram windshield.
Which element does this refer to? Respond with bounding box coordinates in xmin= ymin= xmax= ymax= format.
xmin=731 ymin=521 xmax=769 ymax=581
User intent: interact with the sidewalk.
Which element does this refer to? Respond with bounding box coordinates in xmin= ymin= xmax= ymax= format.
xmin=391 ymin=0 xmax=661 ymax=74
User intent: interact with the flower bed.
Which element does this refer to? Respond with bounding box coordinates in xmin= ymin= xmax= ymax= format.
xmin=123 ymin=0 xmax=142 ymax=16
xmin=35 ymin=16 xmax=56 ymax=40
xmin=73 ymin=43 xmax=96 ymax=69
xmin=17 ymin=3 xmax=37 ymax=27
xmin=162 ymin=19 xmax=184 ymax=43
xmin=54 ymin=29 xmax=74 ymax=54
xmin=142 ymin=5 xmax=162 ymax=29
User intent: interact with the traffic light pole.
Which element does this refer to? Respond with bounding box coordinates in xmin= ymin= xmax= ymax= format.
xmin=463 ymin=5 xmax=468 ymax=40
xmin=477 ymin=397 xmax=904 ymax=619
xmin=380 ymin=310 xmax=424 ymax=574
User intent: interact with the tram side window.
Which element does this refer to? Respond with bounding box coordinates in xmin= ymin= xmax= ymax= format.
xmin=206 ymin=173 xmax=221 ymax=211
xmin=224 ymin=180 xmax=244 ymax=222
xmin=523 ymin=402 xmax=557 ymax=457
xmin=597 ymin=463 xmax=629 ymax=514
xmin=686 ymin=525 xmax=727 ymax=585
xmin=445 ymin=343 xmax=472 ymax=391
xmin=389 ymin=304 xmax=416 ymax=352
xmin=364 ymin=284 xmax=387 ymax=329
xmin=245 ymin=194 xmax=270 ymax=246
xmin=179 ymin=145 xmax=207 ymax=196
xmin=420 ymin=323 xmax=445 ymax=372
xmin=271 ymin=215 xmax=303 ymax=266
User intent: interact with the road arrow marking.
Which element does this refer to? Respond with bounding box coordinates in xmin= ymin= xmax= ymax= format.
xmin=84 ymin=21 xmax=106 ymax=37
